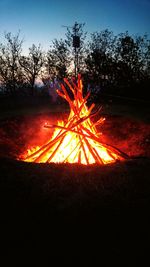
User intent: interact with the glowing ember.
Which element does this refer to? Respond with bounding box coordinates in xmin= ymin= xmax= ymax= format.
xmin=20 ymin=75 xmax=128 ymax=165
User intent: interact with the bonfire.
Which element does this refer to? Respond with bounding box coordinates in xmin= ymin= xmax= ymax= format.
xmin=20 ymin=75 xmax=128 ymax=165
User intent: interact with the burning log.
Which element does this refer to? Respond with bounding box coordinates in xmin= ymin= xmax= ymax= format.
xmin=20 ymin=75 xmax=129 ymax=165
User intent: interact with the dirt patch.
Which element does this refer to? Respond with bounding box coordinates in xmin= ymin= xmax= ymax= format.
xmin=0 ymin=113 xmax=150 ymax=160
xmin=99 ymin=115 xmax=150 ymax=158
xmin=0 ymin=112 xmax=68 ymax=159
xmin=0 ymin=113 xmax=149 ymax=265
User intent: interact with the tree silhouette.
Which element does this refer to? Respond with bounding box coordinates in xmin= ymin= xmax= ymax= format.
xmin=46 ymin=39 xmax=70 ymax=80
xmin=85 ymin=30 xmax=116 ymax=91
xmin=65 ymin=22 xmax=87 ymax=75
xmin=0 ymin=28 xmax=150 ymax=100
xmin=0 ymin=32 xmax=23 ymax=95
xmin=19 ymin=44 xmax=44 ymax=96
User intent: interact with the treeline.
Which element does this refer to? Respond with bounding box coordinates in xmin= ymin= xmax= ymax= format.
xmin=0 ymin=23 xmax=150 ymax=100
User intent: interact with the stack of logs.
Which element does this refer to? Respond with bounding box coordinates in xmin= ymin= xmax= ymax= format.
xmin=23 ymin=75 xmax=129 ymax=164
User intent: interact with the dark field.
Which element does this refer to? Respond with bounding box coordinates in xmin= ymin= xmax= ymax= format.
xmin=0 ymin=97 xmax=150 ymax=265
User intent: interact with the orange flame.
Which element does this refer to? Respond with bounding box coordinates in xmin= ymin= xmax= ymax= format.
xmin=20 ymin=75 xmax=127 ymax=165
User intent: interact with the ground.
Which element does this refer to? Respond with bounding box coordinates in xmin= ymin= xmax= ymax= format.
xmin=0 ymin=97 xmax=150 ymax=265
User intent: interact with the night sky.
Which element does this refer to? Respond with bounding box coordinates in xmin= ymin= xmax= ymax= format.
xmin=0 ymin=0 xmax=150 ymax=53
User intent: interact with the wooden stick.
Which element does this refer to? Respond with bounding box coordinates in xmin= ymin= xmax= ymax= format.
xmin=46 ymin=135 xmax=66 ymax=163
xmin=63 ymin=139 xmax=81 ymax=163
xmin=24 ymin=76 xmax=128 ymax=165
xmin=45 ymin=123 xmax=128 ymax=160
xmin=25 ymin=112 xmax=78 ymax=161
xmin=92 ymin=147 xmax=104 ymax=164
xmin=77 ymin=127 xmax=89 ymax=165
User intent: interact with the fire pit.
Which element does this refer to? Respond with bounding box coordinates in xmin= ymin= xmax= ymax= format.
xmin=19 ymin=75 xmax=128 ymax=165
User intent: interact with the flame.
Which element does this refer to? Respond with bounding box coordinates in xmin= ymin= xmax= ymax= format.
xmin=20 ymin=75 xmax=127 ymax=165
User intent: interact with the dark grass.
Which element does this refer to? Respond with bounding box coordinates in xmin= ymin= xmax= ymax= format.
xmin=0 ymin=157 xmax=150 ymax=265
xmin=0 ymin=99 xmax=150 ymax=265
